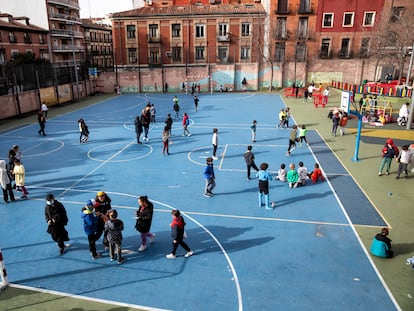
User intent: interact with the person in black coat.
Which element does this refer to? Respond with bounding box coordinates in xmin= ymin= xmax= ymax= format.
xmin=135 ymin=195 xmax=155 ymax=252
xmin=134 ymin=115 xmax=143 ymax=144
xmin=44 ymin=194 xmax=69 ymax=255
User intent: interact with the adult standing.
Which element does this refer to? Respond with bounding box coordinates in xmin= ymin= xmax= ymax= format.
xmin=212 ymin=128 xmax=218 ymax=159
xmin=244 ymin=145 xmax=259 ymax=180
xmin=135 ymin=195 xmax=156 ymax=252
xmin=173 ymin=96 xmax=180 ymax=119
xmin=38 ymin=109 xmax=47 ymax=136
xmin=45 ymin=194 xmax=69 ymax=255
xmin=134 ymin=114 xmax=143 ymax=144
xmin=141 ymin=109 xmax=151 ymax=141
xmin=0 ymin=160 xmax=15 ymax=203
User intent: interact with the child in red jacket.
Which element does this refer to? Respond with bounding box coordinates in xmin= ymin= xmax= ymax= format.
xmin=308 ymin=163 xmax=325 ymax=183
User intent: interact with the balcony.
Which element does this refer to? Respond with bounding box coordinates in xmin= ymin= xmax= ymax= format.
xmin=50 ymin=29 xmax=83 ymax=38
xmin=47 ymin=0 xmax=80 ymax=10
xmin=275 ymin=4 xmax=292 ymax=15
xmin=319 ymin=50 xmax=332 ymax=59
xmin=297 ymin=4 xmax=314 ymax=14
xmin=147 ymin=35 xmax=161 ymax=43
xmin=275 ymin=33 xmax=288 ymax=40
xmin=52 ymin=44 xmax=85 ymax=52
xmin=217 ymin=34 xmax=230 ymax=42
xmin=338 ymin=50 xmax=352 ymax=59
xmin=49 ymin=13 xmax=81 ymax=24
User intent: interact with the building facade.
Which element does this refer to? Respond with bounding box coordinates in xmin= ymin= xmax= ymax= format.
xmin=82 ymin=19 xmax=113 ymax=70
xmin=111 ymin=2 xmax=265 ymax=67
xmin=0 ymin=13 xmax=49 ymax=65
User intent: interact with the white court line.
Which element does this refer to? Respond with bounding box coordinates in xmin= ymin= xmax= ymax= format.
xmin=59 ymin=141 xmax=136 ymax=197
xmin=9 ymin=284 xmax=171 ymax=311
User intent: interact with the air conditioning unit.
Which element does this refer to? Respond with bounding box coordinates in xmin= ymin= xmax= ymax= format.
xmin=166 ymin=51 xmax=172 ymax=57
xmin=146 ymin=0 xmax=153 ymax=5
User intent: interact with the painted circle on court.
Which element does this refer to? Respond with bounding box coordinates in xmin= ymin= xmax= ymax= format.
xmin=87 ymin=142 xmax=152 ymax=162
xmin=23 ymin=139 xmax=65 ymax=157
xmin=188 ymin=145 xmax=220 ymax=166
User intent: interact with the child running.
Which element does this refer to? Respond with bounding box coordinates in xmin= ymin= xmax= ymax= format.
xmin=78 ymin=118 xmax=89 ymax=143
xmin=299 ymin=125 xmax=309 ymax=146
xmin=286 ymin=125 xmax=298 ymax=156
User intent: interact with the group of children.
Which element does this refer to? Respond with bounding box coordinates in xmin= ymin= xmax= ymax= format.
xmin=1 ymin=145 xmax=29 ymax=203
xmin=254 ymin=160 xmax=325 ymax=209
xmin=378 ymin=138 xmax=413 ymax=179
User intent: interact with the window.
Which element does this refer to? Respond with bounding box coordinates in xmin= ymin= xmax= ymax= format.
xmin=339 ymin=38 xmax=350 ymax=58
xmin=298 ymin=17 xmax=308 ymax=39
xmin=320 ymin=38 xmax=330 ymax=58
xmin=149 ymin=47 xmax=159 ymax=63
xmin=241 ymin=23 xmax=251 ymax=37
xmin=359 ymin=37 xmax=370 ymax=58
xmin=275 ymin=42 xmax=285 ymax=62
xmin=295 ymin=43 xmax=306 ymax=62
xmin=127 ymin=25 xmax=136 ymax=39
xmin=39 ymin=34 xmax=45 ymax=44
xmin=172 ymin=47 xmax=181 ymax=61
xmin=218 ymin=23 xmax=228 ymax=37
xmin=322 ymin=13 xmax=334 ymax=28
xmin=277 ymin=0 xmax=288 ymax=13
xmin=195 ymin=46 xmax=205 ymax=60
xmin=172 ymin=24 xmax=181 ymax=38
xmin=195 ymin=24 xmax=205 ymax=38
xmin=218 ymin=46 xmax=228 ymax=61
xmin=24 ymin=33 xmax=31 ymax=44
xmin=298 ymin=0 xmax=311 ymax=13
xmin=149 ymin=24 xmax=159 ymax=38
xmin=390 ymin=7 xmax=404 ymax=23
xmin=276 ymin=17 xmax=287 ymax=39
xmin=9 ymin=32 xmax=17 ymax=43
xmin=128 ymin=48 xmax=137 ymax=63
xmin=363 ymin=12 xmax=375 ymax=27
xmin=241 ymin=46 xmax=250 ymax=60
xmin=343 ymin=12 xmax=354 ymax=27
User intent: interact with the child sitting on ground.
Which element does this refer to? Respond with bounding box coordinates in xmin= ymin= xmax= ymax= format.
xmin=287 ymin=163 xmax=299 ymax=188
xmin=308 ymin=163 xmax=325 ymax=183
xmin=297 ymin=161 xmax=308 ymax=186
xmin=276 ymin=163 xmax=287 ymax=182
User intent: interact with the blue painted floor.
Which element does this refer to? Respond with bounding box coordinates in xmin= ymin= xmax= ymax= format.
xmin=0 ymin=93 xmax=397 ymax=310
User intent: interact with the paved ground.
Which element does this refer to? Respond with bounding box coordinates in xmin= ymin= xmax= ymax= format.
xmin=0 ymin=91 xmax=413 ymax=310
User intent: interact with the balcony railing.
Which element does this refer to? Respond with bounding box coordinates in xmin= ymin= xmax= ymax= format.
xmin=338 ymin=50 xmax=352 ymax=59
xmin=319 ymin=50 xmax=332 ymax=59
xmin=49 ymin=13 xmax=81 ymax=23
xmin=147 ymin=35 xmax=161 ymax=43
xmin=275 ymin=4 xmax=292 ymax=15
xmin=217 ymin=34 xmax=230 ymax=42
xmin=52 ymin=44 xmax=85 ymax=52
xmin=50 ymin=29 xmax=83 ymax=37
xmin=47 ymin=0 xmax=80 ymax=10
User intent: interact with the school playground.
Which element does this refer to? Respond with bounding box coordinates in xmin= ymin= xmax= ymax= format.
xmin=0 ymin=91 xmax=413 ymax=311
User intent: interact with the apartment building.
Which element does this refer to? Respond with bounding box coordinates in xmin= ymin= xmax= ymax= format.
xmin=0 ymin=13 xmax=49 ymax=65
xmin=111 ymin=1 xmax=265 ymax=67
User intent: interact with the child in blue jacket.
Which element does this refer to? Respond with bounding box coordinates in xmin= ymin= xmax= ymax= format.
xmin=256 ymin=162 xmax=274 ymax=210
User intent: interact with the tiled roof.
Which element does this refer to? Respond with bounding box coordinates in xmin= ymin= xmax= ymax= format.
xmin=111 ymin=4 xmax=265 ymax=18
xmin=0 ymin=13 xmax=48 ymax=32
xmin=81 ymin=18 xmax=112 ymax=30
